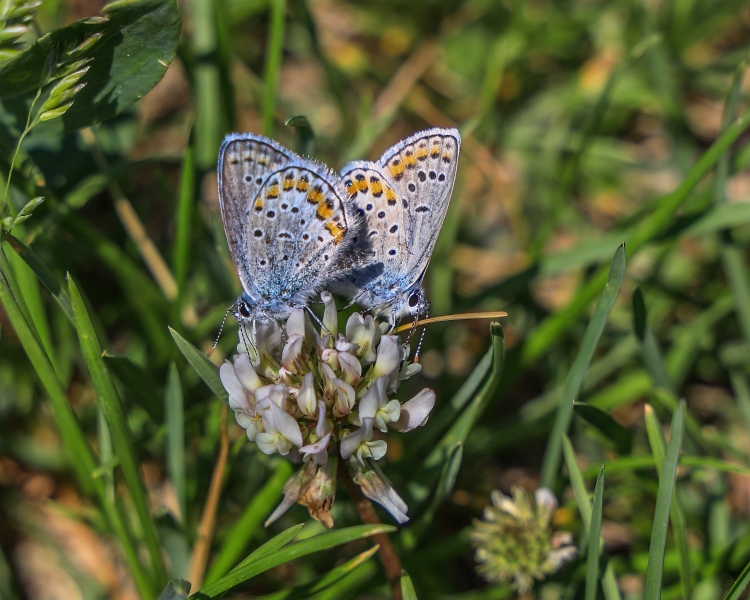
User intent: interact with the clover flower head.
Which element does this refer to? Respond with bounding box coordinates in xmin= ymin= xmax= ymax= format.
xmin=220 ymin=293 xmax=433 ymax=528
xmin=471 ymin=486 xmax=577 ymax=593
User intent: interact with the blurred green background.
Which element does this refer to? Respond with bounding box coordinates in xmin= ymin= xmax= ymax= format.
xmin=2 ymin=0 xmax=750 ymax=598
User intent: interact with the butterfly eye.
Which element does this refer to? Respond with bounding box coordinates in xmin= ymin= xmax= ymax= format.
xmin=239 ymin=302 xmax=251 ymax=318
xmin=408 ymin=291 xmax=420 ymax=308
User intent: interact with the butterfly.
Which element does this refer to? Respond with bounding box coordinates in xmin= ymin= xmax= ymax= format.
xmin=218 ymin=133 xmax=360 ymax=324
xmin=331 ymin=127 xmax=461 ymax=326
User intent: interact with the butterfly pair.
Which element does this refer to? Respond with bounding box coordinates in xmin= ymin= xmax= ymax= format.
xmin=217 ymin=127 xmax=460 ymax=328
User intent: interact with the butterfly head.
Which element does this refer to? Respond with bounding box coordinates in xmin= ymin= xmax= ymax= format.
xmin=232 ymin=295 xmax=257 ymax=324
xmin=390 ymin=284 xmax=429 ymax=325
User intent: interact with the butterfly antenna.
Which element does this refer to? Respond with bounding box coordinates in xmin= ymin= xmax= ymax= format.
xmin=208 ymin=305 xmax=233 ymax=357
xmin=413 ymin=307 xmax=429 ymax=363
xmin=305 ymin=305 xmax=333 ymax=336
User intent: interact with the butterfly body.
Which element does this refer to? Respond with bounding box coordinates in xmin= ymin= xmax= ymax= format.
xmin=218 ymin=133 xmax=360 ymax=324
xmin=333 ymin=128 xmax=461 ymax=325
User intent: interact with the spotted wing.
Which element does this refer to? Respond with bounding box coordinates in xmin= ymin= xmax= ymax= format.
xmin=218 ymin=133 xmax=296 ymax=298
xmin=244 ymin=163 xmax=358 ymax=306
xmin=377 ymin=128 xmax=460 ymax=282
xmin=334 ymin=162 xmax=406 ymax=297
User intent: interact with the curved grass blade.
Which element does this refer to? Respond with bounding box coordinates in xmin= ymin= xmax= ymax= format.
xmin=0 ymin=252 xmax=154 ymax=597
xmin=69 ymin=275 xmax=167 ymax=583
xmin=204 ymin=460 xmax=294 ymax=585
xmin=585 ymin=466 xmax=605 ymax=600
xmin=254 ymin=545 xmax=380 ymax=600
xmin=401 ymin=569 xmax=418 ymax=600
xmin=195 ymin=524 xmax=395 ymax=598
xmin=644 ymin=400 xmax=685 ymax=600
xmin=540 ymin=244 xmax=626 ymax=487
xmin=410 ymin=323 xmax=504 ymax=505
xmin=229 ymin=523 xmax=304 ymax=576
xmin=169 ymin=326 xmax=228 ymax=401
xmin=262 ymin=0 xmax=285 ymax=137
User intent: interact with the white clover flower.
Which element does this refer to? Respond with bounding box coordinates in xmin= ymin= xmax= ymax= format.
xmin=359 ymin=376 xmax=401 ymax=433
xmin=220 ymin=299 xmax=436 ymax=527
xmin=471 ymin=487 xmax=577 ymax=593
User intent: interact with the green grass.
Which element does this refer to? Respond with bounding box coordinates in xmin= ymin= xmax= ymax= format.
xmin=1 ymin=0 xmax=750 ymax=598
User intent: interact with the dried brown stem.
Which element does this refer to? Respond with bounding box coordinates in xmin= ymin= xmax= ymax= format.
xmin=189 ymin=403 xmax=229 ymax=591
xmin=338 ymin=460 xmax=402 ymax=600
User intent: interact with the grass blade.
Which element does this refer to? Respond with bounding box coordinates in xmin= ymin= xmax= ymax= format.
xmin=255 ymin=546 xmax=380 ymax=600
xmin=262 ymin=0 xmax=286 ymax=137
xmin=196 ymin=524 xmax=395 ymax=598
xmin=173 ymin=142 xmax=195 ymax=298
xmin=644 ymin=400 xmax=685 ymax=599
xmin=204 ymin=460 xmax=294 ymax=584
xmin=233 ymin=523 xmax=304 ymax=571
xmin=563 ymin=435 xmax=622 ymax=600
xmin=644 ymin=404 xmax=691 ymax=599
xmin=6 ymin=233 xmax=73 ymax=324
xmin=585 ymin=466 xmax=605 ymax=600
xmin=169 ymin=326 xmax=228 ymax=400
xmin=723 ymin=556 xmax=750 ymax=600
xmin=0 ymin=249 xmax=154 ymax=597
xmin=410 ymin=323 xmax=505 ymax=505
xmin=69 ymin=276 xmax=167 ymax=583
xmin=166 ymin=363 xmax=186 ymax=523
xmin=401 ymin=569 xmax=418 ymax=600
xmin=522 ymin=105 xmax=750 ymax=366
xmin=540 ymin=244 xmax=626 ymax=487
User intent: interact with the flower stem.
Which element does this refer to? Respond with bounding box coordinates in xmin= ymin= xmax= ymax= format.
xmin=189 ymin=402 xmax=229 ymax=591
xmin=338 ymin=460 xmax=403 ymax=600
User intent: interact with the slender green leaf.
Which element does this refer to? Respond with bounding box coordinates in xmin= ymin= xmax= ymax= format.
xmin=195 ymin=524 xmax=394 ymax=598
xmin=169 ymin=326 xmax=228 ymax=400
xmin=262 ymin=0 xmax=285 ymax=137
xmin=173 ymin=142 xmax=195 ymax=297
xmin=69 ymin=276 xmax=167 ymax=583
xmin=563 ymin=435 xmax=622 ymax=600
xmin=723 ymin=556 xmax=750 ymax=600
xmin=254 ymin=545 xmax=380 ymax=600
xmin=204 ymin=460 xmax=295 ymax=584
xmin=5 ymin=233 xmax=73 ymax=323
xmin=585 ymin=466 xmax=605 ymax=600
xmin=644 ymin=400 xmax=685 ymax=600
xmin=523 ymin=105 xmax=750 ymax=366
xmin=573 ymin=402 xmax=632 ymax=455
xmin=233 ymin=523 xmax=304 ymax=571
xmin=401 ymin=569 xmax=418 ymax=600
xmin=166 ymin=363 xmax=186 ymax=523
xmin=410 ymin=323 xmax=504 ymax=505
xmin=0 ymin=249 xmax=153 ymax=597
xmin=412 ymin=342 xmax=493 ymax=452
xmin=644 ymin=404 xmax=691 ymax=599
xmin=540 ymin=244 xmax=626 ymax=487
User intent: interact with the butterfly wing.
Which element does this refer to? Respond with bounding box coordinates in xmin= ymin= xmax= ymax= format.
xmin=219 ymin=133 xmax=297 ymax=299
xmin=334 ymin=128 xmax=460 ymax=309
xmin=242 ymin=162 xmax=358 ymax=311
xmin=377 ymin=128 xmax=460 ymax=280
